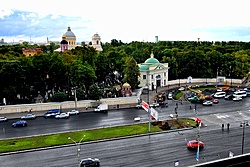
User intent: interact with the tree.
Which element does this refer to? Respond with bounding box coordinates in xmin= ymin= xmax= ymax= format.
xmin=122 ymin=56 xmax=140 ymax=90
xmin=88 ymin=84 xmax=103 ymax=100
xmin=69 ymin=60 xmax=97 ymax=98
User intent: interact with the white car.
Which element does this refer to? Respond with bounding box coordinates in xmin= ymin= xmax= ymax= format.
xmin=21 ymin=114 xmax=36 ymax=120
xmin=67 ymin=109 xmax=79 ymax=115
xmin=233 ymin=96 xmax=242 ymax=101
xmin=213 ymin=91 xmax=226 ymax=98
xmin=178 ymin=87 xmax=185 ymax=91
xmin=150 ymin=103 xmax=160 ymax=108
xmin=202 ymin=101 xmax=213 ymax=106
xmin=55 ymin=113 xmax=70 ymax=119
xmin=0 ymin=116 xmax=8 ymax=122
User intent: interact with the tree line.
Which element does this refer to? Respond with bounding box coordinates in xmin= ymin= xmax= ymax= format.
xmin=0 ymin=40 xmax=249 ymax=105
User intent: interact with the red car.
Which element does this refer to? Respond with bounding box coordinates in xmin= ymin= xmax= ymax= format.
xmin=213 ymin=99 xmax=219 ymax=104
xmin=205 ymin=95 xmax=213 ymax=100
xmin=187 ymin=140 xmax=204 ymax=149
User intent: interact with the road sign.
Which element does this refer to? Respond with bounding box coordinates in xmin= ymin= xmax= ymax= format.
xmin=141 ymin=100 xmax=149 ymax=112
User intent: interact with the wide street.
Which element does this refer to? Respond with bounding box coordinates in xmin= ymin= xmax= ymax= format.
xmin=0 ymin=91 xmax=250 ymax=166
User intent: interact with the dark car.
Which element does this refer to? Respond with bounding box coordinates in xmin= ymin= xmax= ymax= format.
xmin=224 ymin=94 xmax=233 ymax=100
xmin=12 ymin=120 xmax=27 ymax=127
xmin=79 ymin=158 xmax=100 ymax=167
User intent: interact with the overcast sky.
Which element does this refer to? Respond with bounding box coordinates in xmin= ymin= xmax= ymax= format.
xmin=1 ymin=0 xmax=250 ymax=43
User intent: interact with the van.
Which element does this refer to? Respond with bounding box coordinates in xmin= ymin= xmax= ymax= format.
xmin=43 ymin=109 xmax=60 ymax=118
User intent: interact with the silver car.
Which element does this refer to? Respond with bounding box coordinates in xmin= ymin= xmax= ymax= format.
xmin=0 ymin=116 xmax=8 ymax=122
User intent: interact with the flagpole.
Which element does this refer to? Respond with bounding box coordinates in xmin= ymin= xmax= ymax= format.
xmin=148 ymin=107 xmax=151 ymax=133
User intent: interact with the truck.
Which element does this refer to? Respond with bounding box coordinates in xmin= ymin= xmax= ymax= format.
xmin=94 ymin=103 xmax=108 ymax=112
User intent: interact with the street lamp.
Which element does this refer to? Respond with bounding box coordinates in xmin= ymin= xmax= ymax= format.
xmin=240 ymin=121 xmax=249 ymax=154
xmin=68 ymin=135 xmax=86 ymax=164
xmin=72 ymin=87 xmax=77 ymax=110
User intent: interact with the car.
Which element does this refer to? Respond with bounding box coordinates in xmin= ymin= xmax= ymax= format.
xmin=205 ymin=95 xmax=213 ymax=100
xmin=0 ymin=116 xmax=8 ymax=122
xmin=233 ymin=96 xmax=242 ymax=101
xmin=224 ymin=94 xmax=234 ymax=100
xmin=168 ymin=93 xmax=173 ymax=100
xmin=213 ymin=91 xmax=226 ymax=98
xmin=213 ymin=99 xmax=219 ymax=104
xmin=187 ymin=140 xmax=204 ymax=149
xmin=55 ymin=113 xmax=69 ymax=119
xmin=178 ymin=87 xmax=185 ymax=91
xmin=233 ymin=90 xmax=247 ymax=98
xmin=12 ymin=120 xmax=27 ymax=127
xmin=67 ymin=109 xmax=79 ymax=115
xmin=149 ymin=103 xmax=160 ymax=108
xmin=202 ymin=101 xmax=213 ymax=106
xmin=44 ymin=109 xmax=60 ymax=118
xmin=21 ymin=114 xmax=36 ymax=120
xmin=79 ymin=158 xmax=100 ymax=167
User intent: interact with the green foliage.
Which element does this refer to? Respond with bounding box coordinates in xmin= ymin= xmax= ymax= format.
xmin=50 ymin=92 xmax=67 ymax=102
xmin=122 ymin=56 xmax=140 ymax=89
xmin=88 ymin=84 xmax=103 ymax=100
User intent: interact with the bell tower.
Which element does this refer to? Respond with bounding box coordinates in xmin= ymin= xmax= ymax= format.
xmin=92 ymin=32 xmax=103 ymax=52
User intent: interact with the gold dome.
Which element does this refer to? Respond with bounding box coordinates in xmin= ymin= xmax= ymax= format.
xmin=123 ymin=82 xmax=130 ymax=87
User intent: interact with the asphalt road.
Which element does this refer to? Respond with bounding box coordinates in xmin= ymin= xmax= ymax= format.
xmin=1 ymin=126 xmax=250 ymax=167
xmin=0 ymin=96 xmax=250 ymax=166
xmin=1 ymin=96 xmax=250 ymax=139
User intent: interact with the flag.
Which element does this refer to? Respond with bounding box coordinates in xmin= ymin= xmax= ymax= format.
xmin=185 ymin=138 xmax=189 ymax=143
xmin=150 ymin=107 xmax=159 ymax=120
xmin=195 ymin=117 xmax=202 ymax=124
xmin=141 ymin=101 xmax=149 ymax=112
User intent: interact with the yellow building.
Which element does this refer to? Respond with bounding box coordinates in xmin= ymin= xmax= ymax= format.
xmin=64 ymin=26 xmax=76 ymax=50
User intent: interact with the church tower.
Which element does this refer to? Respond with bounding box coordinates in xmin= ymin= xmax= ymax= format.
xmin=60 ymin=34 xmax=68 ymax=52
xmin=91 ymin=32 xmax=103 ymax=52
xmin=64 ymin=26 xmax=76 ymax=50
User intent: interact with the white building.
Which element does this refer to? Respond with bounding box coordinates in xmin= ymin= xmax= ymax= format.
xmin=91 ymin=32 xmax=103 ymax=52
xmin=138 ymin=52 xmax=169 ymax=90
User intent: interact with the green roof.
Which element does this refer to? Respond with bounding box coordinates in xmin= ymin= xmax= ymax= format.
xmin=140 ymin=64 xmax=149 ymax=71
xmin=145 ymin=57 xmax=159 ymax=64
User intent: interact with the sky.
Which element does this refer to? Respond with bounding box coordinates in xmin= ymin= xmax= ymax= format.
xmin=1 ymin=0 xmax=250 ymax=43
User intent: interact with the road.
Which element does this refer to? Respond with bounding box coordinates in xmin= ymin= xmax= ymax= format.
xmin=0 ymin=95 xmax=250 ymax=166
xmin=1 ymin=125 xmax=250 ymax=167
xmin=1 ymin=96 xmax=250 ymax=139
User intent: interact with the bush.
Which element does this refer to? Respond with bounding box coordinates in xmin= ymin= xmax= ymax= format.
xmin=50 ymin=92 xmax=67 ymax=102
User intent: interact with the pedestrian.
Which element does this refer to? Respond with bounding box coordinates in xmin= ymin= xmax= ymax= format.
xmin=222 ymin=123 xmax=224 ymax=130
xmin=227 ymin=123 xmax=230 ymax=130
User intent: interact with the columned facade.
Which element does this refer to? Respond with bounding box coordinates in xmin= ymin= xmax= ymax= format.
xmin=138 ymin=52 xmax=169 ymax=90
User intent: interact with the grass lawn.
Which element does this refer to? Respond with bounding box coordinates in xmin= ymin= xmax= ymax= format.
xmin=0 ymin=118 xmax=197 ymax=153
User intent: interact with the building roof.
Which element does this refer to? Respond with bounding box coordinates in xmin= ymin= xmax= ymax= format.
xmin=139 ymin=51 xmax=160 ymax=71
xmin=64 ymin=26 xmax=75 ymax=37
xmin=60 ymin=39 xmax=68 ymax=44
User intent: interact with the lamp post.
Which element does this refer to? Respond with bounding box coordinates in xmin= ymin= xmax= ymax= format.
xmin=68 ymin=135 xmax=86 ymax=164
xmin=72 ymin=87 xmax=77 ymax=110
xmin=240 ymin=121 xmax=249 ymax=154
